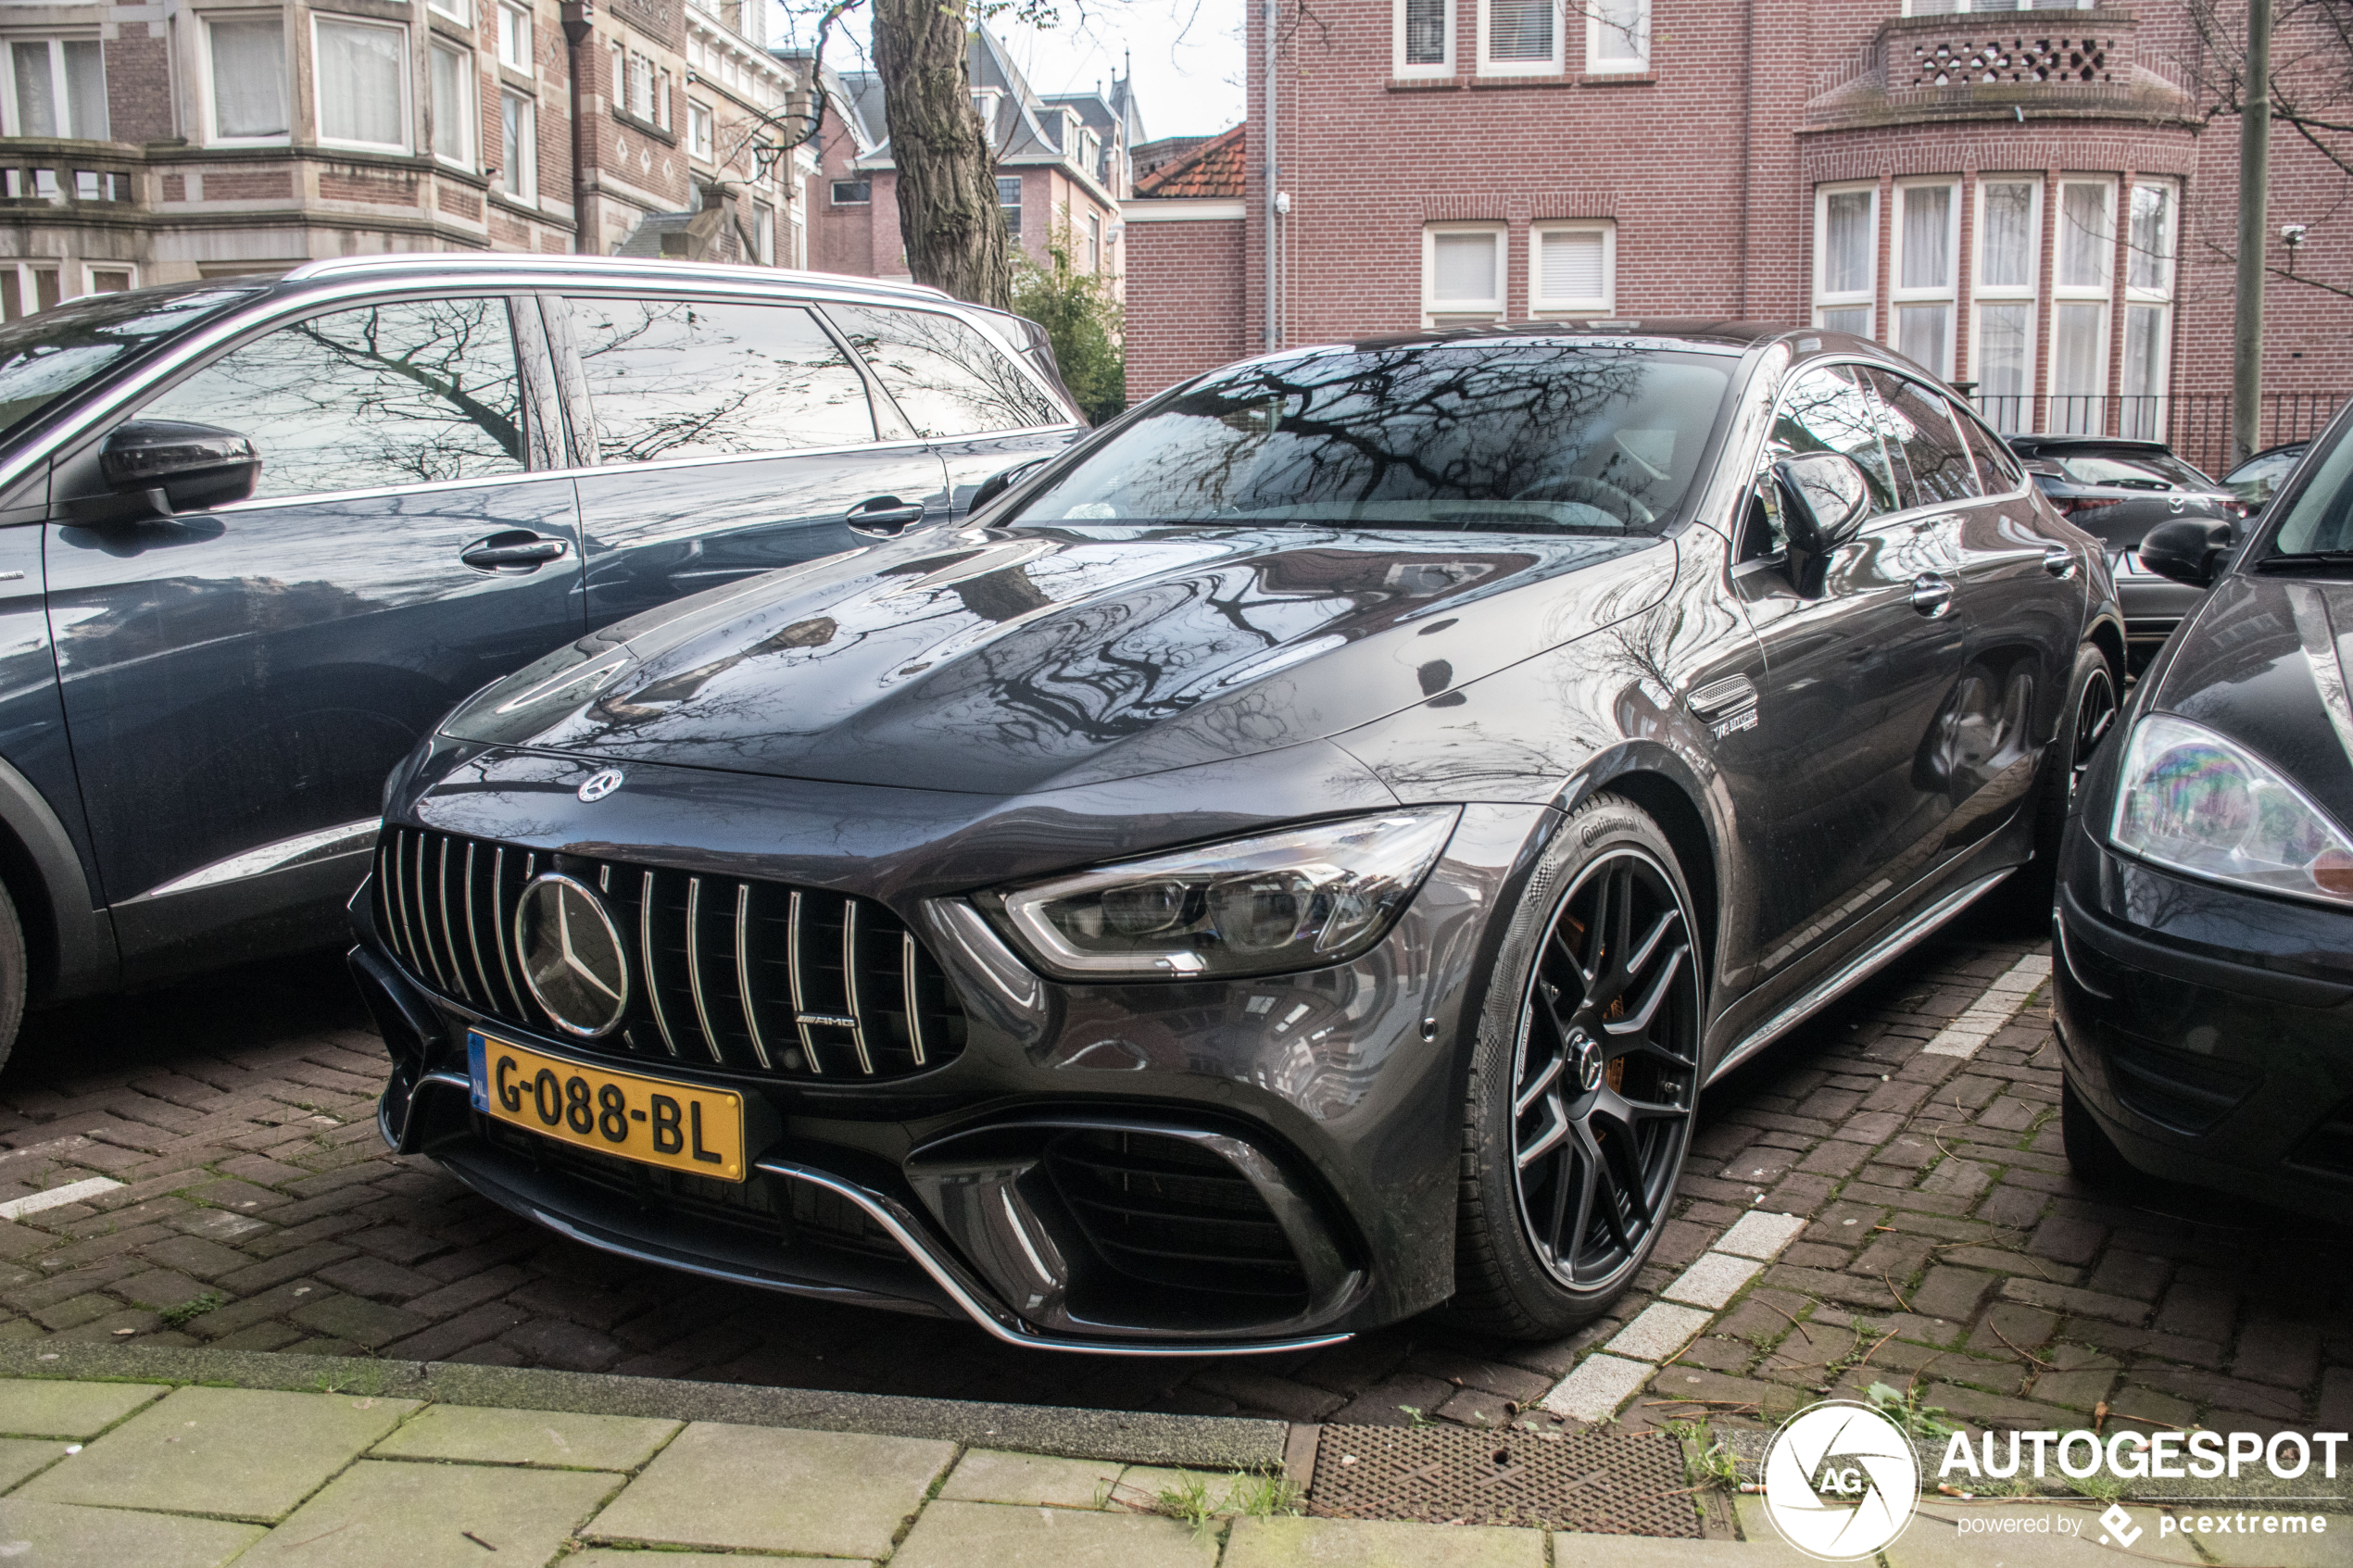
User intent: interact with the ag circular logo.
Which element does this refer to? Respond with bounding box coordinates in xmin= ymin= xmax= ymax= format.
xmin=515 ymin=874 xmax=630 ymax=1037
xmin=1759 ymin=1400 xmax=1919 ymax=1561
xmin=577 ymin=768 xmax=625 ymax=803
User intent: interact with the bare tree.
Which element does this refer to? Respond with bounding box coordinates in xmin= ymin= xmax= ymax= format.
xmin=2187 ymin=0 xmax=2353 ymax=298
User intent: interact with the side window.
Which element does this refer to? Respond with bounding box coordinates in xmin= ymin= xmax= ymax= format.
xmin=1767 ymin=363 xmax=1901 ymax=521
xmin=825 ymin=304 xmax=1065 ymax=436
xmin=1866 ymin=369 xmax=1981 ymax=508
xmin=141 ymin=297 xmax=522 ymax=499
xmin=565 ymin=296 xmax=875 ymax=463
xmin=1957 ymin=407 xmax=2025 ymax=493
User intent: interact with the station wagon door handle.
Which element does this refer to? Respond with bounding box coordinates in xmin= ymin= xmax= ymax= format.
xmin=460 ymin=533 xmax=572 ymax=572
xmin=1908 ymin=573 xmax=1955 ymax=618
xmin=846 ymin=495 xmax=926 ymax=537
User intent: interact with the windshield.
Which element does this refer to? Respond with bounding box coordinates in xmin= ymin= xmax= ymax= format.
xmin=0 ymin=284 xmax=259 ymax=445
xmin=2051 ymin=450 xmax=2215 ymax=491
xmin=1008 ymin=343 xmax=1735 ymax=535
xmin=2262 ymin=420 xmax=2353 ymax=556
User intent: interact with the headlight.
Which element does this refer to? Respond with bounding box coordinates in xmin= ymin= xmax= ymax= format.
xmin=990 ymin=808 xmax=1462 ymax=979
xmin=2108 ymin=712 xmax=2353 ymax=907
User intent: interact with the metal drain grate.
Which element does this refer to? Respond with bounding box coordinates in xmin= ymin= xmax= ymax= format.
xmin=1306 ymin=1423 xmax=1703 ymax=1535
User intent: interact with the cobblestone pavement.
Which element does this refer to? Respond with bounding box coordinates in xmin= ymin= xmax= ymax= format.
xmin=0 ymin=900 xmax=2343 ymax=1445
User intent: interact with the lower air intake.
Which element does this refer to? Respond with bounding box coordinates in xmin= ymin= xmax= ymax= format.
xmin=1044 ymin=1129 xmax=1308 ymax=1301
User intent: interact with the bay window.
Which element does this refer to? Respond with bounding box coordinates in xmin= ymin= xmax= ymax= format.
xmin=5 ymin=38 xmax=107 ymax=140
xmin=1813 ymin=183 xmax=1877 ymax=337
xmin=1531 ymin=221 xmax=1614 ymax=316
xmin=429 ymin=43 xmax=472 ymax=169
xmin=1480 ymin=0 xmax=1558 ymax=75
xmin=499 ymin=91 xmax=535 ymax=201
xmin=1425 ymin=223 xmax=1504 ymax=323
xmin=2049 ymin=178 xmax=2114 ymax=433
xmin=207 ymin=17 xmax=286 ymax=143
xmin=1970 ymin=177 xmax=2039 ymax=432
xmin=2121 ymin=180 xmax=2177 ymax=438
xmin=1587 ymin=0 xmax=1647 ymax=74
xmin=1395 ymin=0 xmax=1451 ymax=75
xmin=1892 ymin=180 xmax=1957 ymax=378
xmin=314 ymin=17 xmax=410 ymax=152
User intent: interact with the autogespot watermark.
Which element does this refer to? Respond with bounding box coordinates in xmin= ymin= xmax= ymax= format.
xmin=1758 ymin=1399 xmax=2348 ymax=1562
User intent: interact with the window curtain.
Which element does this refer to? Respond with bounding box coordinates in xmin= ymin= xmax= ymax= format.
xmin=1900 ymin=185 xmax=1952 ymax=290
xmin=429 ymin=45 xmax=468 ymax=162
xmin=209 ymin=20 xmax=286 ymax=138
xmin=1592 ymin=0 xmax=1643 ymax=63
xmin=2129 ymin=185 xmax=2174 ymax=294
xmin=1980 ymin=182 xmax=2033 ymax=288
xmin=317 ymin=20 xmax=404 ymax=146
xmin=11 ymin=44 xmax=54 ymax=137
xmin=1823 ymin=191 xmax=1871 ymax=295
xmin=64 ymin=42 xmax=107 ymax=139
xmin=1432 ymin=232 xmax=1498 ymax=304
xmin=2057 ymin=183 xmax=2111 ymax=290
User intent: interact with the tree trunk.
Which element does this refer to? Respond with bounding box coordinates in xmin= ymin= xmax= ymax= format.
xmin=873 ymin=0 xmax=1012 ymax=308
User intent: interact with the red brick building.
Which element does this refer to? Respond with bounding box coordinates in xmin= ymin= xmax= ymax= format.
xmin=1125 ymin=1 xmax=2353 ymax=470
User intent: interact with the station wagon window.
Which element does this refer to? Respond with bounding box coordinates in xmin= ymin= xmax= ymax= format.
xmin=140 ymin=297 xmax=524 ymax=498
xmin=826 ymin=304 xmax=1063 ymax=436
xmin=565 ymin=296 xmax=875 ymax=462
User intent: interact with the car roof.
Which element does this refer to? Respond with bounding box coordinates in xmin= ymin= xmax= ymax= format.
xmin=266 ymin=254 xmax=965 ymax=307
xmin=1312 ymin=321 xmax=1921 ymax=364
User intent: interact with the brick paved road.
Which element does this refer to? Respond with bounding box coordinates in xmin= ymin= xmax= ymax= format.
xmin=0 ymin=901 xmax=2343 ymax=1443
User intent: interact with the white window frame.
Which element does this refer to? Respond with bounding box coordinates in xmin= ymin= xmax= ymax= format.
xmin=427 ymin=40 xmax=474 ymax=170
xmin=1423 ymin=221 xmax=1506 ymax=324
xmin=498 ymin=88 xmax=535 ymax=203
xmin=2047 ymin=176 xmax=2115 ymax=422
xmin=1478 ymin=0 xmax=1562 ymax=77
xmin=2121 ymin=178 xmax=2179 ymax=436
xmin=311 ymin=15 xmax=413 ymax=155
xmin=0 ymin=262 xmax=61 ymax=320
xmin=196 ymin=15 xmax=290 ymax=147
xmin=426 ymin=0 xmax=468 ymax=20
xmin=1585 ymin=0 xmax=1648 ymax=75
xmin=1811 ymin=181 xmax=1878 ymax=337
xmin=497 ymin=2 xmax=533 ymax=75
xmin=687 ymin=98 xmax=713 ymax=161
xmin=82 ymin=261 xmax=136 ymax=295
xmin=1393 ymin=0 xmax=1453 ymax=78
xmin=1969 ymin=174 xmax=2040 ymax=433
xmin=0 ymin=36 xmax=107 ymax=140
xmin=1889 ymin=177 xmax=1959 ymax=378
xmin=1529 ymin=220 xmax=1615 ymax=315
xmin=753 ymin=197 xmax=774 ymax=265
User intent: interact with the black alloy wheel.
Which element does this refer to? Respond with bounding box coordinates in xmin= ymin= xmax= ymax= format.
xmin=2001 ymin=642 xmax=2121 ymax=922
xmin=2069 ymin=662 xmax=2120 ymax=801
xmin=1508 ymin=847 xmax=1703 ymax=1291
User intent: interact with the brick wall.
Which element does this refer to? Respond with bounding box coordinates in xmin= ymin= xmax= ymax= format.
xmin=102 ymin=32 xmax=173 ymax=145
xmin=1125 ymin=216 xmax=1247 ymax=401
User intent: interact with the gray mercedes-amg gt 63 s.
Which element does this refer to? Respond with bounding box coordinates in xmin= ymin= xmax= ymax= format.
xmin=359 ymin=323 xmax=2118 ymax=1353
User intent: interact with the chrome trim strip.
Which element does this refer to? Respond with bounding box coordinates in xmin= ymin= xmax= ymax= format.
xmin=641 ymin=869 xmax=679 ymax=1056
xmin=901 ymin=932 xmax=926 ymax=1068
xmin=685 ymin=875 xmax=723 ymax=1063
xmin=1708 ymin=869 xmax=2011 ymax=1085
xmin=413 ymin=833 xmax=451 ymax=993
xmin=462 ymin=842 xmax=491 ymax=1007
xmin=437 ymin=837 xmax=472 ymax=1003
xmin=491 ymin=847 xmax=523 ymax=1017
xmin=842 ymin=899 xmax=874 ymax=1074
xmin=736 ymin=883 xmax=773 ymax=1070
xmin=132 ymin=816 xmax=383 ymax=902
xmin=788 ymin=890 xmax=819 ymax=1073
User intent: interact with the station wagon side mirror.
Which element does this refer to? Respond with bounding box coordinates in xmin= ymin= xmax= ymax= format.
xmin=2139 ymin=518 xmax=2234 ymax=588
xmin=968 ymin=458 xmax=1047 ymax=515
xmin=99 ymin=420 xmax=260 ymax=517
xmin=1772 ymin=452 xmax=1871 ymax=556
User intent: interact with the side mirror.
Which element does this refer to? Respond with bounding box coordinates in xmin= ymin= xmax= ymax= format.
xmin=2139 ymin=518 xmax=2234 ymax=588
xmin=100 ymin=420 xmax=258 ymax=516
xmin=1773 ymin=452 xmax=1871 ymax=555
xmin=968 ymin=458 xmax=1047 ymax=515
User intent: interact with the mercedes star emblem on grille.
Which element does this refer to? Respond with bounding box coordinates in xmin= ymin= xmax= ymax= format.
xmin=515 ymin=873 xmax=630 ymax=1037
xmin=577 ymin=768 xmax=625 ymax=803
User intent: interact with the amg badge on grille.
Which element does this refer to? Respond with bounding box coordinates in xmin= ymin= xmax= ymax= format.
xmin=515 ymin=873 xmax=630 ymax=1036
xmin=577 ymin=768 xmax=625 ymax=803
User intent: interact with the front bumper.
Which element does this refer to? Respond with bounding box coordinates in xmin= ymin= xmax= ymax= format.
xmin=358 ymin=747 xmax=1554 ymax=1352
xmin=2051 ymin=818 xmax=2353 ymax=1222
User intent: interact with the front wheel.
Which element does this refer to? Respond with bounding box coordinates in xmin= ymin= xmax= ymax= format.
xmin=1451 ymin=795 xmax=1705 ymax=1340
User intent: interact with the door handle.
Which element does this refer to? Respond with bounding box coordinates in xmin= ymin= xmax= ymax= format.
xmin=846 ymin=495 xmax=926 ymax=537
xmin=2043 ymin=545 xmax=2077 ymax=579
xmin=1909 ymin=573 xmax=1955 ymax=618
xmin=460 ymin=533 xmax=570 ymax=572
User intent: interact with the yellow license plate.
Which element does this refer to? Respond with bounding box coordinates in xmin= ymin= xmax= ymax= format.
xmin=467 ymin=1031 xmax=746 ymax=1182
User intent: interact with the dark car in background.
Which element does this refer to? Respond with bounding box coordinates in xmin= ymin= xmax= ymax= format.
xmin=2054 ymin=400 xmax=2353 ymax=1224
xmin=0 ymin=256 xmax=1083 ymax=1065
xmin=359 ymin=324 xmax=2118 ymax=1352
xmin=2222 ymin=441 xmax=2309 ymax=512
xmin=2008 ymin=434 xmax=2242 ymax=669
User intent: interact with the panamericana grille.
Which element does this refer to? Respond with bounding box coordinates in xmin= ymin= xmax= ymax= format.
xmin=1043 ymin=1130 xmax=1307 ymax=1301
xmin=375 ymin=825 xmax=967 ymax=1080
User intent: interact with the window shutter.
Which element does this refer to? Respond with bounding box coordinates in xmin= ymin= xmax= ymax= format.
xmin=1488 ymin=0 xmax=1553 ymax=61
xmin=1539 ymin=231 xmax=1604 ymax=304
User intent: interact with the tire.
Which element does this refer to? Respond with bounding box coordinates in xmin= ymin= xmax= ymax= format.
xmin=2061 ymin=1074 xmax=2135 ymax=1190
xmin=1999 ymin=642 xmax=2120 ymax=921
xmin=0 ymin=880 xmax=24 ymax=1077
xmin=1451 ymin=793 xmax=1705 ymax=1340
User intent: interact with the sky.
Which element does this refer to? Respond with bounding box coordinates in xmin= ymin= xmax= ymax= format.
xmin=772 ymin=0 xmax=1250 ymax=144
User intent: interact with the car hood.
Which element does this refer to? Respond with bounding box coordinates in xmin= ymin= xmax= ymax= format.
xmin=444 ymin=523 xmax=1678 ymax=795
xmin=2153 ymin=572 xmax=2353 ymax=827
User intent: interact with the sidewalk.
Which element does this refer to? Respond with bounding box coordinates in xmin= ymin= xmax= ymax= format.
xmin=0 ymin=1348 xmax=2343 ymax=1567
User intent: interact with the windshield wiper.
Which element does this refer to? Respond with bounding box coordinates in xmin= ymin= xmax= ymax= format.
xmin=2255 ymin=550 xmax=2353 ymax=573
